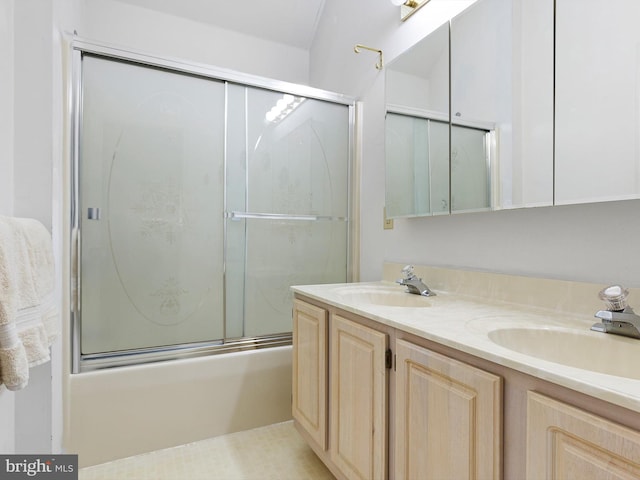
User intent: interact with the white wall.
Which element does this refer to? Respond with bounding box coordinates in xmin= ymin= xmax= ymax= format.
xmin=1 ymin=0 xmax=75 ymax=456
xmin=310 ymin=0 xmax=476 ymax=97
xmin=311 ymin=0 xmax=640 ymax=288
xmin=13 ymin=0 xmax=53 ymax=228
xmin=1 ymin=0 xmax=57 ymax=455
xmin=0 ymin=0 xmax=16 ymax=454
xmin=0 ymin=0 xmax=14 ymax=217
xmin=79 ymin=0 xmax=309 ymax=85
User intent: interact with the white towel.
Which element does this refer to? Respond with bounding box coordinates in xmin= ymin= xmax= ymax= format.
xmin=0 ymin=216 xmax=59 ymax=391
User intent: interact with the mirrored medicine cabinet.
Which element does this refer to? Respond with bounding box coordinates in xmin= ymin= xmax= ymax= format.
xmin=385 ymin=22 xmax=450 ymax=218
xmin=385 ymin=0 xmax=640 ymax=218
xmin=555 ymin=0 xmax=640 ymax=205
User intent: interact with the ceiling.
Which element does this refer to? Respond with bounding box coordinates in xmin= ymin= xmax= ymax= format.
xmin=114 ymin=0 xmax=327 ymax=50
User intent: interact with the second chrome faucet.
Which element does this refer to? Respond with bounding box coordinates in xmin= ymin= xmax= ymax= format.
xmin=592 ymin=284 xmax=640 ymax=339
xmin=396 ymin=265 xmax=436 ymax=297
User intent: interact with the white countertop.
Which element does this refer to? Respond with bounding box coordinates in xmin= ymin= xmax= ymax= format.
xmin=292 ymin=281 xmax=640 ymax=414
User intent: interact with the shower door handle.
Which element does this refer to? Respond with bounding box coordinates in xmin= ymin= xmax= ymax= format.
xmin=87 ymin=207 xmax=101 ymax=220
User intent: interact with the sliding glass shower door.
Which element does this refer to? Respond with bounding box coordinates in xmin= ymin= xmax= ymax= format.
xmin=79 ymin=55 xmax=226 ymax=355
xmin=225 ymin=85 xmax=350 ymax=338
xmin=73 ymin=46 xmax=352 ymax=369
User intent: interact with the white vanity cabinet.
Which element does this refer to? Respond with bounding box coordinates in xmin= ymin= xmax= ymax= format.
xmin=394 ymin=339 xmax=502 ymax=479
xmin=527 ymin=391 xmax=640 ymax=479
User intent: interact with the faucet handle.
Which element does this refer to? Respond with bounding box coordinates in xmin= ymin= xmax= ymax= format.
xmin=599 ymin=285 xmax=629 ymax=312
xmin=401 ymin=264 xmax=415 ymax=280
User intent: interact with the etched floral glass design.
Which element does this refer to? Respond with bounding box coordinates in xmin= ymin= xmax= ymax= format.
xmin=78 ymin=57 xmax=351 ymax=355
xmin=80 ymin=56 xmax=225 ymax=353
xmin=225 ymin=85 xmax=350 ymax=338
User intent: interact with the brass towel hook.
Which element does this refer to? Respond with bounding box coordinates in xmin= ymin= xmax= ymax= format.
xmin=354 ymin=44 xmax=384 ymax=70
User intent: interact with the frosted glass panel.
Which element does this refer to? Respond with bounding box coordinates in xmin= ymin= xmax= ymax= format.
xmin=429 ymin=120 xmax=451 ymax=215
xmin=225 ymin=85 xmax=350 ymax=338
xmin=385 ymin=21 xmax=450 ymax=218
xmin=242 ymin=218 xmax=347 ymax=337
xmin=451 ymin=125 xmax=490 ymax=213
xmin=77 ymin=56 xmax=351 ymax=360
xmin=246 ymin=88 xmax=349 ymax=217
xmin=80 ymin=56 xmax=225 ymax=354
xmin=385 ymin=114 xmax=431 ymax=217
xmin=385 ymin=114 xmax=449 ymax=217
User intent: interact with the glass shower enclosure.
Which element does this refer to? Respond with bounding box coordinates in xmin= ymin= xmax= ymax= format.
xmin=70 ymin=41 xmax=353 ymax=371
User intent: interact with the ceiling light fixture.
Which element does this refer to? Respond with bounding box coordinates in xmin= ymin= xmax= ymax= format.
xmin=265 ymin=94 xmax=305 ymax=124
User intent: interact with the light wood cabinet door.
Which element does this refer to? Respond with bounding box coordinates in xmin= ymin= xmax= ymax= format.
xmin=527 ymin=391 xmax=640 ymax=479
xmin=330 ymin=314 xmax=388 ymax=480
xmin=394 ymin=339 xmax=503 ymax=480
xmin=292 ymin=299 xmax=328 ymax=450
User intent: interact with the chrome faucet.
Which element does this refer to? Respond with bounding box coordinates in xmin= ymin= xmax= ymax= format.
xmin=396 ymin=265 xmax=436 ymax=297
xmin=591 ymin=285 xmax=640 ymax=339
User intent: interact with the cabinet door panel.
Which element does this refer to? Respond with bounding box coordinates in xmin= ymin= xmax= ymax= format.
xmin=395 ymin=339 xmax=502 ymax=480
xmin=527 ymin=391 xmax=640 ymax=479
xmin=292 ymin=300 xmax=328 ymax=450
xmin=330 ymin=314 xmax=388 ymax=480
xmin=555 ymin=0 xmax=640 ymax=205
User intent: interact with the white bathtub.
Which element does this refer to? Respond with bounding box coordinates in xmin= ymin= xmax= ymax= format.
xmin=65 ymin=346 xmax=292 ymax=467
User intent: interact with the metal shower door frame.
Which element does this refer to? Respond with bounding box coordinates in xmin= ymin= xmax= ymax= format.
xmin=69 ymin=37 xmax=356 ymax=373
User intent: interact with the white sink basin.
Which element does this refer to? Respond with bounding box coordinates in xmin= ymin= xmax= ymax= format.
xmin=333 ymin=286 xmax=432 ymax=308
xmin=489 ymin=327 xmax=640 ymax=380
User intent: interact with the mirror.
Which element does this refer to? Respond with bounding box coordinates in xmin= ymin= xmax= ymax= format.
xmin=450 ymin=0 xmax=554 ymax=211
xmin=386 ymin=0 xmax=640 ymax=214
xmin=385 ymin=22 xmax=450 ymax=218
xmin=555 ymin=0 xmax=640 ymax=205
xmin=385 ymin=0 xmax=555 ymax=217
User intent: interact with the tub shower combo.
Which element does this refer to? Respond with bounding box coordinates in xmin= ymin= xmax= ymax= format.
xmin=70 ymin=40 xmax=354 ymax=372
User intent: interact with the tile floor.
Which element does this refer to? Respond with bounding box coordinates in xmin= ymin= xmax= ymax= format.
xmin=79 ymin=421 xmax=334 ymax=480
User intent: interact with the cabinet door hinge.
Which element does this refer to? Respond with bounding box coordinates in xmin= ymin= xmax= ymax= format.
xmin=385 ymin=349 xmax=393 ymax=369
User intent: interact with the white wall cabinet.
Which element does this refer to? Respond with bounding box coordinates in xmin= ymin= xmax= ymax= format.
xmin=555 ymin=0 xmax=640 ymax=205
